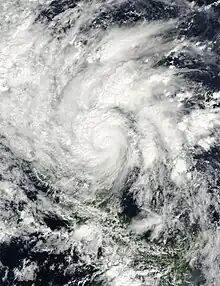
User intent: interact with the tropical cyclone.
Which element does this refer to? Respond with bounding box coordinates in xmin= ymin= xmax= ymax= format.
xmin=0 ymin=1 xmax=220 ymax=286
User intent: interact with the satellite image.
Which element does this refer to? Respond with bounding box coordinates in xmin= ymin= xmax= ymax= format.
xmin=0 ymin=0 xmax=220 ymax=285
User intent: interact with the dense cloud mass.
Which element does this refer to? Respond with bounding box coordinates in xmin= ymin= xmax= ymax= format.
xmin=0 ymin=0 xmax=220 ymax=285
